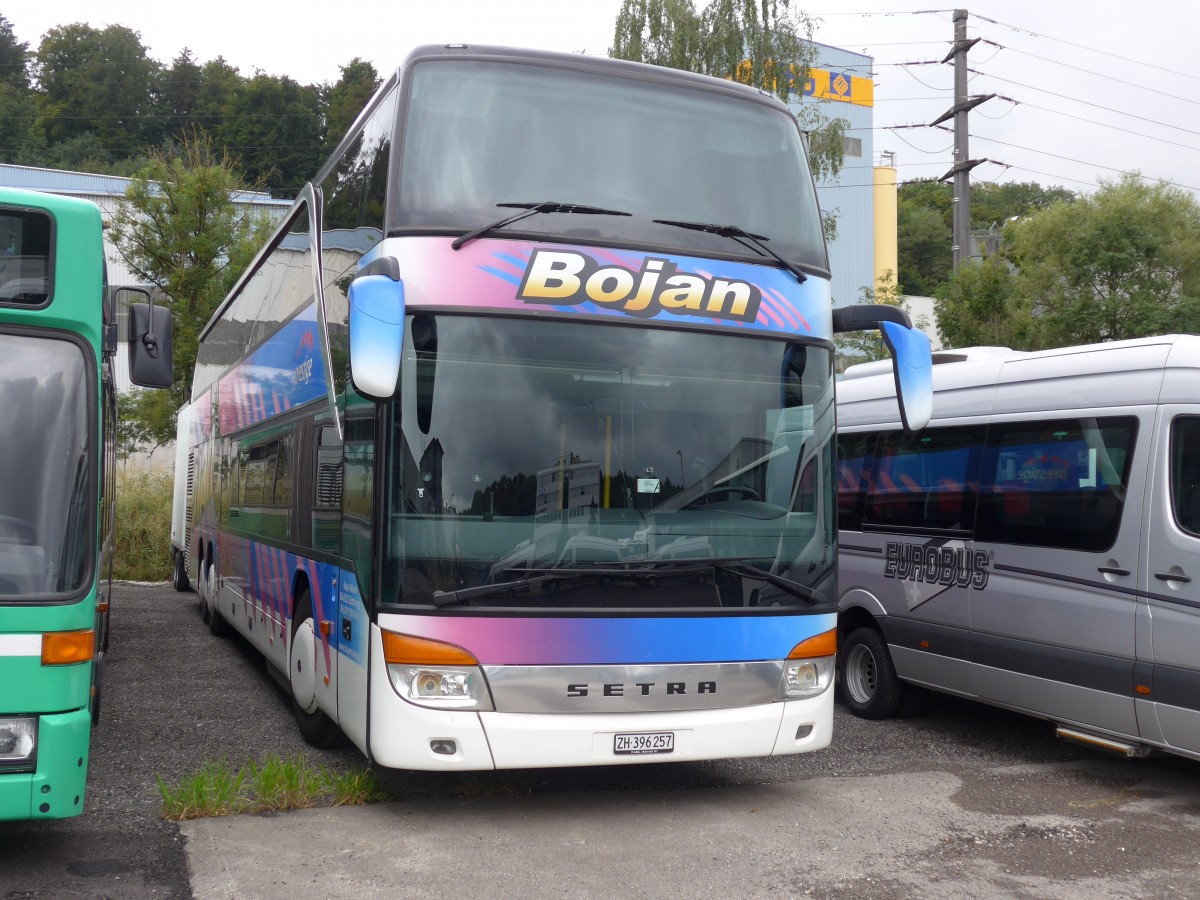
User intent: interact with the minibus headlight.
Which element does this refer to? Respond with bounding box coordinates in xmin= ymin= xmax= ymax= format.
xmin=0 ymin=717 xmax=37 ymax=771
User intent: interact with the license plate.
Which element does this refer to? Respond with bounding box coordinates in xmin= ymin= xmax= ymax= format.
xmin=613 ymin=732 xmax=674 ymax=755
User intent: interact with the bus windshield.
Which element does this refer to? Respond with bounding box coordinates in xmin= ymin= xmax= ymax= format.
xmin=395 ymin=58 xmax=827 ymax=272
xmin=0 ymin=332 xmax=93 ymax=598
xmin=381 ymin=317 xmax=835 ymax=611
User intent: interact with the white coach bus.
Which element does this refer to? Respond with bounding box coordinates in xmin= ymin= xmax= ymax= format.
xmin=835 ymin=335 xmax=1200 ymax=761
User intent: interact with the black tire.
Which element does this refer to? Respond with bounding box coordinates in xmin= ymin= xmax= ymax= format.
xmin=289 ymin=590 xmax=343 ymax=748
xmin=171 ymin=550 xmax=191 ymax=593
xmin=838 ymin=626 xmax=907 ymax=720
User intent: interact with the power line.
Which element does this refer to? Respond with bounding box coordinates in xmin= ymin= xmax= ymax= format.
xmin=967 ymin=65 xmax=1200 ymax=141
xmin=968 ymin=11 xmax=1200 ymax=83
xmin=978 ymin=39 xmax=1200 ymax=109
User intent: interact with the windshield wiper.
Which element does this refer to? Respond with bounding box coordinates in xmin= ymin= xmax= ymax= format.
xmin=583 ymin=557 xmax=820 ymax=604
xmin=451 ymin=201 xmax=632 ymax=250
xmin=432 ymin=563 xmax=707 ymax=607
xmin=652 ymin=218 xmax=807 ymax=284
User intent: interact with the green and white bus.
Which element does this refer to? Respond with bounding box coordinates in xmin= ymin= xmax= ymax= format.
xmin=0 ymin=187 xmax=171 ymax=820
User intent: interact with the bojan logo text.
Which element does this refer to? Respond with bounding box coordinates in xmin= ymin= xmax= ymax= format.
xmin=516 ymin=249 xmax=764 ymax=323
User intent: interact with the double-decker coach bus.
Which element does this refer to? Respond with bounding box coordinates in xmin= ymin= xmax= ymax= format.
xmin=179 ymin=45 xmax=931 ymax=770
xmin=0 ymin=187 xmax=170 ymax=819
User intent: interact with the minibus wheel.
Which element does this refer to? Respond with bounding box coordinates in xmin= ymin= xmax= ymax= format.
xmin=838 ymin=626 xmax=905 ymax=719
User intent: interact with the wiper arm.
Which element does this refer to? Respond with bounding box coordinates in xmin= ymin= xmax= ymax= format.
xmin=432 ymin=572 xmax=582 ymax=607
xmin=583 ymin=557 xmax=820 ymax=604
xmin=432 ymin=562 xmax=708 ymax=607
xmin=451 ymin=201 xmax=631 ymax=250
xmin=652 ymin=218 xmax=807 ymax=284
xmin=708 ymin=560 xmax=819 ymax=603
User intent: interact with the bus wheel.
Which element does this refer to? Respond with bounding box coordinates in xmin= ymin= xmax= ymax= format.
xmin=206 ymin=559 xmax=227 ymax=637
xmin=838 ymin=627 xmax=906 ymax=719
xmin=172 ymin=550 xmax=191 ymax=593
xmin=289 ymin=589 xmax=343 ymax=748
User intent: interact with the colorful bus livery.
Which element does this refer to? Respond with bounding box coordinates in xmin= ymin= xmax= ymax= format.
xmin=180 ymin=45 xmax=930 ymax=772
xmin=0 ymin=188 xmax=170 ymax=820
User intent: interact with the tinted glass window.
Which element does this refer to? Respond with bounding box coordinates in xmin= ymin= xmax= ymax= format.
xmin=1171 ymin=417 xmax=1200 ymax=538
xmin=863 ymin=427 xmax=983 ymax=532
xmin=395 ymin=59 xmax=825 ymax=270
xmin=382 ymin=317 xmax=836 ymax=610
xmin=975 ymin=417 xmax=1137 ymax=551
xmin=836 ymin=433 xmax=874 ymax=531
xmin=195 ymin=203 xmax=312 ymax=397
xmin=0 ymin=333 xmax=93 ymax=597
xmin=0 ymin=208 xmax=51 ymax=305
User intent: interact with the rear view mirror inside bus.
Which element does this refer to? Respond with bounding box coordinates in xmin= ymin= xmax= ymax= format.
xmin=348 ymin=262 xmax=405 ymax=401
xmin=125 ymin=293 xmax=174 ymax=389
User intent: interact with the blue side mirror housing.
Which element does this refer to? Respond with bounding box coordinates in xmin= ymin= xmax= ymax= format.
xmin=832 ymin=304 xmax=933 ymax=433
xmin=348 ymin=266 xmax=405 ymax=401
xmin=880 ymin=319 xmax=933 ymax=432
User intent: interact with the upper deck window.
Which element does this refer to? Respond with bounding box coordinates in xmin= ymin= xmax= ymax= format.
xmin=395 ymin=58 xmax=827 ymax=272
xmin=0 ymin=208 xmax=52 ymax=306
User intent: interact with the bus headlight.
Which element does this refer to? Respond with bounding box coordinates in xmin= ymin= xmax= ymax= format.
xmin=381 ymin=630 xmax=494 ymax=711
xmin=779 ymin=628 xmax=837 ymax=699
xmin=0 ymin=717 xmax=37 ymax=771
xmin=781 ymin=658 xmax=834 ymax=698
xmin=391 ymin=666 xmax=494 ymax=710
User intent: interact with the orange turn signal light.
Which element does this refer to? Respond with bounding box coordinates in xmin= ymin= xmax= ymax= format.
xmin=381 ymin=631 xmax=478 ymax=666
xmin=42 ymin=630 xmax=95 ymax=665
xmin=787 ymin=628 xmax=837 ymax=660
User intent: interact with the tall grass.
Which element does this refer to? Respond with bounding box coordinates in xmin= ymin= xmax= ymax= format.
xmin=156 ymin=756 xmax=396 ymax=820
xmin=114 ymin=469 xmax=173 ymax=582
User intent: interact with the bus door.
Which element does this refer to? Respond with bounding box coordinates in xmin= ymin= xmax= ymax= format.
xmin=970 ymin=414 xmax=1146 ymax=736
xmin=1140 ymin=409 xmax=1200 ymax=753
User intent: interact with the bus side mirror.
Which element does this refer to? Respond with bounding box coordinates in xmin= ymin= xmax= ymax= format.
xmin=122 ymin=287 xmax=174 ymax=389
xmin=879 ymin=320 xmax=932 ymax=433
xmin=833 ymin=304 xmax=932 ymax=433
xmin=348 ymin=258 xmax=405 ymax=401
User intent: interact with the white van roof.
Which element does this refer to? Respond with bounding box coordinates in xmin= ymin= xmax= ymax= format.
xmin=837 ymin=334 xmax=1200 ymax=428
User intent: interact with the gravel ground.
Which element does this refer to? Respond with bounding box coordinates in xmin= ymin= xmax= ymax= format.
xmin=3 ymin=582 xmax=1200 ymax=898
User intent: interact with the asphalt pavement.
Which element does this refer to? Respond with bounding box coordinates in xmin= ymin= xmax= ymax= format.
xmin=3 ymin=582 xmax=1200 ymax=899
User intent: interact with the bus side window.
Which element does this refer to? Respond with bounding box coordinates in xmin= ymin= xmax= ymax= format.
xmin=1171 ymin=417 xmax=1200 ymax=538
xmin=862 ymin=427 xmax=982 ymax=533
xmin=975 ymin=417 xmax=1138 ymax=551
xmin=836 ymin=434 xmax=874 ymax=532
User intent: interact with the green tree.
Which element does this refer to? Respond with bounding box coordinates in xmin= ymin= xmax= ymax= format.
xmin=896 ymin=179 xmax=1076 ymax=298
xmin=325 ymin=58 xmax=381 ymax=144
xmin=216 ymin=72 xmax=323 ymax=197
xmin=896 ymin=198 xmax=951 ymax=296
xmin=1006 ymin=174 xmax=1200 ymax=346
xmin=933 ymin=254 xmax=1031 ymax=350
xmin=160 ymin=49 xmax=204 ymax=140
xmin=609 ymin=0 xmax=847 ymax=199
xmin=0 ymin=14 xmax=29 ymax=89
xmin=110 ymin=132 xmax=274 ymax=451
xmin=34 ymin=23 xmax=161 ymax=150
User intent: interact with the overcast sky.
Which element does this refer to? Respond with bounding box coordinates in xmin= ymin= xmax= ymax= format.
xmin=10 ymin=1 xmax=1199 ymax=198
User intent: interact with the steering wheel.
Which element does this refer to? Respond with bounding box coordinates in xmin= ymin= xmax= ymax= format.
xmin=0 ymin=515 xmax=37 ymax=545
xmin=683 ymin=486 xmax=762 ymax=509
